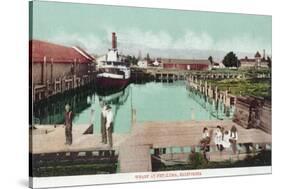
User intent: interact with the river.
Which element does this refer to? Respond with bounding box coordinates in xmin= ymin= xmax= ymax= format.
xmin=33 ymin=81 xmax=234 ymax=133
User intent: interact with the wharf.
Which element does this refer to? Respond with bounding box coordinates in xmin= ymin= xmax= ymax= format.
xmin=131 ymin=67 xmax=250 ymax=82
xmin=129 ymin=120 xmax=271 ymax=147
xmin=31 ymin=120 xmax=271 ymax=173
xmin=30 ymin=124 xmax=129 ymax=154
xmin=118 ymin=120 xmax=271 ymax=172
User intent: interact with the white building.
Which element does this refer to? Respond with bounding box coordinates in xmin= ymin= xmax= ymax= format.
xmin=137 ymin=60 xmax=148 ymax=68
xmin=212 ymin=61 xmax=225 ymax=69
xmin=152 ymin=59 xmax=160 ymax=67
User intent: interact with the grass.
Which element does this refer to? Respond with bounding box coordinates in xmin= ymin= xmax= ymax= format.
xmin=206 ymin=78 xmax=271 ymax=100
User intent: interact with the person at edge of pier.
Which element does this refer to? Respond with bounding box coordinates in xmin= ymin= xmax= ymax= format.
xmin=200 ymin=127 xmax=210 ymax=152
xmin=229 ymin=125 xmax=238 ymax=154
xmin=100 ymin=103 xmax=107 ymax=144
xmin=64 ymin=104 xmax=74 ymax=145
xmin=214 ymin=125 xmax=223 ymax=151
xmin=105 ymin=105 xmax=114 ymax=148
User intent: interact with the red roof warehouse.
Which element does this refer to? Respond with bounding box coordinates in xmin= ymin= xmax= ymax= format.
xmin=30 ymin=40 xmax=94 ymax=64
xmin=161 ymin=58 xmax=211 ymax=71
xmin=30 ymin=40 xmax=95 ymax=101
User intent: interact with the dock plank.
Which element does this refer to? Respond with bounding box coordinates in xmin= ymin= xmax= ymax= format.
xmin=31 ymin=120 xmax=271 ymax=173
xmin=31 ymin=124 xmax=129 ymax=154
xmin=128 ymin=120 xmax=271 ymax=148
xmin=119 ymin=145 xmax=151 ymax=173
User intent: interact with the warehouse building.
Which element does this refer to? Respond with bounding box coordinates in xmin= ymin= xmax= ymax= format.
xmin=161 ymin=58 xmax=211 ymax=71
xmin=30 ymin=40 xmax=95 ymax=101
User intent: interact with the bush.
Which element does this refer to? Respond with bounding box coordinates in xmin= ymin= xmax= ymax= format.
xmin=188 ymin=152 xmax=208 ymax=169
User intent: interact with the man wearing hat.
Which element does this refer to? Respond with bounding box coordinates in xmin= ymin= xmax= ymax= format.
xmin=64 ymin=104 xmax=74 ymax=145
xmin=105 ymin=105 xmax=114 ymax=148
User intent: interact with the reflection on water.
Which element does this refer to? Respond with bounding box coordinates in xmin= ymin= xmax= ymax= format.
xmin=33 ymin=81 xmax=234 ymax=133
xmin=187 ymin=87 xmax=235 ymax=120
xmin=33 ymin=89 xmax=94 ymax=124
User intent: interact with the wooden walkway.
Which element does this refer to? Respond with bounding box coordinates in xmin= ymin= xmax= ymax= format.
xmin=129 ymin=120 xmax=271 ymax=148
xmin=30 ymin=120 xmax=271 ymax=173
xmin=30 ymin=124 xmax=129 ymax=154
xmin=119 ymin=145 xmax=152 ymax=173
xmin=118 ymin=120 xmax=271 ymax=173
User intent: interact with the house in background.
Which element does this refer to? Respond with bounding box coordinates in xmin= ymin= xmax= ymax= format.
xmin=212 ymin=61 xmax=225 ymax=69
xmin=152 ymin=58 xmax=161 ymax=67
xmin=137 ymin=59 xmax=148 ymax=68
xmin=240 ymin=50 xmax=269 ymax=69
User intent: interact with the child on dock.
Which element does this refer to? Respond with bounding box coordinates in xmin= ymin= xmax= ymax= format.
xmin=222 ymin=130 xmax=231 ymax=149
xmin=214 ymin=126 xmax=223 ymax=151
xmin=229 ymin=125 xmax=238 ymax=154
xmin=200 ymin=127 xmax=210 ymax=152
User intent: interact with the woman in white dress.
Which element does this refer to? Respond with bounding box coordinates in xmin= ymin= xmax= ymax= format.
xmin=214 ymin=126 xmax=223 ymax=151
xmin=222 ymin=130 xmax=231 ymax=149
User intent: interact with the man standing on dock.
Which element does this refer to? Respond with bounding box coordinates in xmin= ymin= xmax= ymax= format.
xmin=64 ymin=104 xmax=74 ymax=145
xmin=106 ymin=106 xmax=114 ymax=148
xmin=101 ymin=103 xmax=107 ymax=144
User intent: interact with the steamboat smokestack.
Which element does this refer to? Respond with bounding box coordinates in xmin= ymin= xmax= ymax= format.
xmin=112 ymin=32 xmax=117 ymax=49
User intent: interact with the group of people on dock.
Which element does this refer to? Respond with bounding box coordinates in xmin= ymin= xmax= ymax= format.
xmin=63 ymin=102 xmax=114 ymax=148
xmin=200 ymin=125 xmax=238 ymax=154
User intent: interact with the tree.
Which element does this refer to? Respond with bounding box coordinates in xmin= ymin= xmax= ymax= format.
xmin=222 ymin=51 xmax=240 ymax=68
xmin=208 ymin=56 xmax=213 ymax=65
xmin=124 ymin=55 xmax=138 ymax=65
xmin=145 ymin=53 xmax=151 ymax=62
xmin=267 ymin=56 xmax=271 ymax=68
xmin=132 ymin=56 xmax=138 ymax=65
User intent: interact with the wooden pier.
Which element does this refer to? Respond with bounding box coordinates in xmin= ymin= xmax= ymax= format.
xmin=31 ymin=119 xmax=271 ymax=173
xmin=131 ymin=67 xmax=251 ymax=83
xmin=118 ymin=120 xmax=271 ymax=172
xmin=33 ymin=73 xmax=96 ymax=103
xmin=30 ymin=124 xmax=129 ymax=154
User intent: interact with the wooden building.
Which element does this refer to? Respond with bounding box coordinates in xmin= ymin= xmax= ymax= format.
xmin=161 ymin=58 xmax=211 ymax=71
xmin=240 ymin=51 xmax=269 ymax=69
xmin=30 ymin=40 xmax=95 ymax=102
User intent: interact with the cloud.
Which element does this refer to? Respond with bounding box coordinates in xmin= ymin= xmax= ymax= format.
xmin=49 ymin=31 xmax=107 ymax=55
xmin=48 ymin=28 xmax=271 ymax=59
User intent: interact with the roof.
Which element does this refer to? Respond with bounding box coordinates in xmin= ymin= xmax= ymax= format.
xmin=30 ymin=40 xmax=95 ymax=64
xmin=162 ymin=58 xmax=211 ymax=65
xmin=255 ymin=51 xmax=261 ymax=58
xmin=73 ymin=46 xmax=95 ymax=61
xmin=240 ymin=58 xmax=256 ymax=62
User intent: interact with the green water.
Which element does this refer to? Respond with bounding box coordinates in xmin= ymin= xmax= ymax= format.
xmin=73 ymin=81 xmax=228 ymax=133
xmin=34 ymin=81 xmax=234 ymax=133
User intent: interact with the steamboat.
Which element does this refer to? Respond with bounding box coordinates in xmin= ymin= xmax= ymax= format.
xmin=95 ymin=32 xmax=130 ymax=94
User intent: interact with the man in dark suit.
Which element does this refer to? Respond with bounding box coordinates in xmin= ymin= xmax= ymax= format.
xmin=64 ymin=104 xmax=74 ymax=145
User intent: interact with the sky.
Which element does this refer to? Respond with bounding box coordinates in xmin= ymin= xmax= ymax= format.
xmin=31 ymin=1 xmax=272 ymax=60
